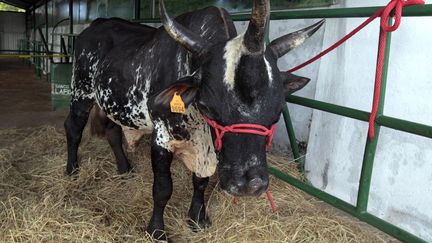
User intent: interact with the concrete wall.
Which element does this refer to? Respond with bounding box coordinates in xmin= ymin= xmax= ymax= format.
xmin=0 ymin=12 xmax=26 ymax=51
xmin=305 ymin=0 xmax=432 ymax=241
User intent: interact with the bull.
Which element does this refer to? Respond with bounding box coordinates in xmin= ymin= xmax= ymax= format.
xmin=64 ymin=0 xmax=324 ymax=240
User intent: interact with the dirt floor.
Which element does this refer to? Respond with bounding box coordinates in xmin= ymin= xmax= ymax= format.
xmin=0 ymin=59 xmax=67 ymax=129
xmin=0 ymin=59 xmax=398 ymax=242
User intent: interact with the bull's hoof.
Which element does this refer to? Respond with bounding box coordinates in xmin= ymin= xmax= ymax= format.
xmin=147 ymin=229 xmax=168 ymax=242
xmin=118 ymin=167 xmax=135 ymax=179
xmin=187 ymin=217 xmax=212 ymax=232
xmin=117 ymin=163 xmax=134 ymax=175
xmin=119 ymin=171 xmax=136 ymax=180
xmin=65 ymin=164 xmax=79 ymax=176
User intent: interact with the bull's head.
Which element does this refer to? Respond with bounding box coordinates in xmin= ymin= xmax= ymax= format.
xmin=156 ymin=0 xmax=324 ymax=196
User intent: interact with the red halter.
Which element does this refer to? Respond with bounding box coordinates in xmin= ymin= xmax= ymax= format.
xmin=204 ymin=116 xmax=278 ymax=213
xmin=204 ymin=117 xmax=277 ymax=152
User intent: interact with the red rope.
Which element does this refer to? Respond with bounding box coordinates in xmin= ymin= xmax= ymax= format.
xmin=204 ymin=117 xmax=276 ymax=151
xmin=265 ymin=190 xmax=278 ymax=213
xmin=232 ymin=191 xmax=278 ymax=213
xmin=287 ymin=0 xmax=425 ymax=140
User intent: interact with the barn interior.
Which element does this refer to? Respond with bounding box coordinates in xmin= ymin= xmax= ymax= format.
xmin=1 ymin=0 xmax=431 ymax=242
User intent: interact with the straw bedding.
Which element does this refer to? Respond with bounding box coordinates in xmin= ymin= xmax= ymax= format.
xmin=0 ymin=126 xmax=397 ymax=242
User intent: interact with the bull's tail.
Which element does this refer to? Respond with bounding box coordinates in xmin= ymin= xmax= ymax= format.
xmin=90 ymin=105 xmax=106 ymax=137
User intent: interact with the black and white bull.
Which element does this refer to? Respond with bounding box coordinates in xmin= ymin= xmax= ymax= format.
xmin=64 ymin=0 xmax=324 ymax=239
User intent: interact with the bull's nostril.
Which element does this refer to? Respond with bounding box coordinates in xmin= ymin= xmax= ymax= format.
xmin=248 ymin=178 xmax=264 ymax=191
xmin=229 ymin=185 xmax=237 ymax=193
xmin=235 ymin=180 xmax=245 ymax=188
xmin=228 ymin=184 xmax=242 ymax=196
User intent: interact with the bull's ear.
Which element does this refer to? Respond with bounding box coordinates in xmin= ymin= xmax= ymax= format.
xmin=281 ymin=72 xmax=311 ymax=96
xmin=150 ymin=74 xmax=200 ymax=113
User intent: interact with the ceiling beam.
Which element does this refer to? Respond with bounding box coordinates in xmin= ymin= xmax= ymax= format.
xmin=1 ymin=0 xmax=30 ymax=9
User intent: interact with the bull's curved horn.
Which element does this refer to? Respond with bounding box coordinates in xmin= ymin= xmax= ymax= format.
xmin=268 ymin=19 xmax=325 ymax=58
xmin=243 ymin=0 xmax=270 ymax=53
xmin=159 ymin=0 xmax=209 ymax=56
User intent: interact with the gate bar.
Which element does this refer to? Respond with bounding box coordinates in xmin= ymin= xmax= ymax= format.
xmin=287 ymin=96 xmax=370 ymax=121
xmin=232 ymin=4 xmax=432 ymax=20
xmin=135 ymin=4 xmax=432 ymax=23
xmin=357 ymin=16 xmax=393 ymax=214
xmin=268 ymin=167 xmax=426 ymax=243
xmin=282 ymin=106 xmax=302 ymax=170
xmin=286 ymin=96 xmax=432 ymax=139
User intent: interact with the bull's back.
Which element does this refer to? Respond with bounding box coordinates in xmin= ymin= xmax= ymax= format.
xmin=75 ymin=18 xmax=156 ymax=59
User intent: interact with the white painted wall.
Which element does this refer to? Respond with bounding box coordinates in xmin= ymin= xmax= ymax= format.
xmin=304 ymin=0 xmax=432 ymax=241
xmin=0 ymin=12 xmax=26 ymax=51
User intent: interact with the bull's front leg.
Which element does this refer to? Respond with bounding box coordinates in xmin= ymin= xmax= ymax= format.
xmin=147 ymin=143 xmax=173 ymax=241
xmin=188 ymin=174 xmax=211 ymax=231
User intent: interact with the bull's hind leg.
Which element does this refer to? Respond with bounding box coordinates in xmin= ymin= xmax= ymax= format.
xmin=64 ymin=99 xmax=93 ymax=175
xmin=90 ymin=106 xmax=133 ymax=173
xmin=104 ymin=120 xmax=133 ymax=173
xmin=188 ymin=174 xmax=211 ymax=231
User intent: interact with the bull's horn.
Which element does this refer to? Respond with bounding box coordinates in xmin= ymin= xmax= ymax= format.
xmin=159 ymin=0 xmax=209 ymax=57
xmin=243 ymin=0 xmax=270 ymax=53
xmin=268 ymin=19 xmax=325 ymax=58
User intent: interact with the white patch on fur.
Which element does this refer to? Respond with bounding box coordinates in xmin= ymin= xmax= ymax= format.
xmin=237 ymin=102 xmax=261 ymax=118
xmin=122 ymin=65 xmax=153 ymax=130
xmin=71 ymin=49 xmax=98 ymax=101
xmin=223 ymin=34 xmax=273 ymax=90
xmin=71 ymin=59 xmax=76 ymax=90
xmin=153 ymin=106 xmax=217 ymax=178
xmin=246 ymin=155 xmax=259 ymax=168
xmin=154 ymin=119 xmax=170 ymax=147
xmin=169 ymin=106 xmax=217 ymax=178
xmin=264 ymin=57 xmax=273 ymax=86
xmin=223 ymin=33 xmax=248 ymax=90
xmin=175 ymin=51 xmax=191 ymax=78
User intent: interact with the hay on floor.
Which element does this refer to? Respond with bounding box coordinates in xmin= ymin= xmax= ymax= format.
xmin=0 ymin=126 xmax=397 ymax=242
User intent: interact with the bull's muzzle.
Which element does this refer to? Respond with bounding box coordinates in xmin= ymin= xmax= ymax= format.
xmin=220 ymin=166 xmax=269 ymax=197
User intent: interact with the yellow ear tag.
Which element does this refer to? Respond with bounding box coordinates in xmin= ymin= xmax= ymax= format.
xmin=170 ymin=92 xmax=186 ymax=114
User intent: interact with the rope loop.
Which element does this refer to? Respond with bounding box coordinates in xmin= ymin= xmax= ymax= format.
xmin=204 ymin=117 xmax=277 ymax=152
xmin=381 ymin=0 xmax=425 ymax=32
